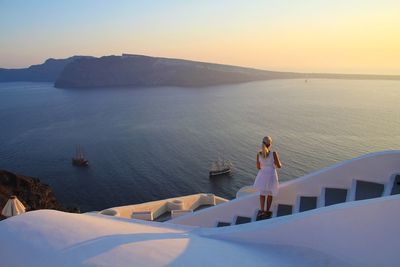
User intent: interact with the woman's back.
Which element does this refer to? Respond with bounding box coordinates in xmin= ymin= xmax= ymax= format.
xmin=258 ymin=151 xmax=275 ymax=169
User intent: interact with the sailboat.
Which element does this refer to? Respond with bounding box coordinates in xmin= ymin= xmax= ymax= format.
xmin=209 ymin=158 xmax=232 ymax=177
xmin=72 ymin=144 xmax=89 ymax=167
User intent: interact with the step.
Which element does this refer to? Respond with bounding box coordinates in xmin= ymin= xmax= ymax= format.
xmin=256 ymin=210 xmax=272 ymax=221
xmin=299 ymin=196 xmax=317 ymax=212
xmin=235 ymin=216 xmax=252 ymax=225
xmin=355 ymin=180 xmax=384 ymax=201
xmin=216 ymin=222 xmax=231 ymax=227
xmin=391 ymin=175 xmax=400 ymax=195
xmin=194 ymin=204 xmax=214 ymax=211
xmin=276 ymin=204 xmax=293 ymax=217
xmin=154 ymin=211 xmax=171 ymax=222
xmin=325 ymin=188 xmax=348 ymax=206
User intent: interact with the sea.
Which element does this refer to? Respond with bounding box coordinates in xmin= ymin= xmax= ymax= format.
xmin=0 ymin=79 xmax=399 ymax=212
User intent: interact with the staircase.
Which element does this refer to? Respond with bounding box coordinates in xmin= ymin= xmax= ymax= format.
xmin=215 ymin=174 xmax=400 ymax=227
xmin=168 ymin=151 xmax=400 ymax=228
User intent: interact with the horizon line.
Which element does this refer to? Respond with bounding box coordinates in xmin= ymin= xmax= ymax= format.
xmin=2 ymin=53 xmax=400 ymax=77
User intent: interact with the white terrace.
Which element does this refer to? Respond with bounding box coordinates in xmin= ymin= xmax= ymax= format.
xmin=99 ymin=193 xmax=228 ymax=221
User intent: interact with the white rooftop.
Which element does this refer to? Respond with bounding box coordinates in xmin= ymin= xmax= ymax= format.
xmin=0 ymin=210 xmax=351 ymax=267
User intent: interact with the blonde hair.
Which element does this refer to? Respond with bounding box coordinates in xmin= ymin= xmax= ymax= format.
xmin=260 ymin=136 xmax=272 ymax=158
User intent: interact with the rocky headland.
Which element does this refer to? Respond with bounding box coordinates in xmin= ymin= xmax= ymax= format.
xmin=54 ymin=54 xmax=302 ymax=88
xmin=0 ymin=170 xmax=77 ymax=220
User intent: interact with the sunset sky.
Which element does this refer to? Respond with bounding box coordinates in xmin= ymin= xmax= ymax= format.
xmin=1 ymin=0 xmax=399 ymax=74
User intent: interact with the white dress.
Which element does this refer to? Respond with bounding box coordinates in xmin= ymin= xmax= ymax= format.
xmin=253 ymin=151 xmax=279 ymax=196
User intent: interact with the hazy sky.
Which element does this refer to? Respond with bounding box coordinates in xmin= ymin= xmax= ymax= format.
xmin=1 ymin=0 xmax=399 ymax=74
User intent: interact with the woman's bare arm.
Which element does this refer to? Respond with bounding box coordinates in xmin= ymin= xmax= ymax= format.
xmin=256 ymin=153 xmax=261 ymax=170
xmin=273 ymin=151 xmax=282 ymax=168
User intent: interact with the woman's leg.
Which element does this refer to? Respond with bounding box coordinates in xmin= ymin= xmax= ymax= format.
xmin=259 ymin=195 xmax=266 ymax=212
xmin=266 ymin=195 xmax=273 ymax=212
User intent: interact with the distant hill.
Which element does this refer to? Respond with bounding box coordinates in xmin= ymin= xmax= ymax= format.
xmin=54 ymin=54 xmax=400 ymax=88
xmin=0 ymin=56 xmax=91 ymax=82
xmin=54 ymin=54 xmax=304 ymax=88
xmin=1 ymin=54 xmax=399 ymax=88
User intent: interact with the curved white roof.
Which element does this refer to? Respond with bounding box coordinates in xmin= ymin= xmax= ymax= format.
xmin=0 ymin=210 xmax=351 ymax=267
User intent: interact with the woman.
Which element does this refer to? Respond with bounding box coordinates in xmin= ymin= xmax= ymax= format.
xmin=253 ymin=136 xmax=282 ymax=216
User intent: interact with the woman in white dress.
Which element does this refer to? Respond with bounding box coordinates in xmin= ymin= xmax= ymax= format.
xmin=254 ymin=136 xmax=282 ymax=216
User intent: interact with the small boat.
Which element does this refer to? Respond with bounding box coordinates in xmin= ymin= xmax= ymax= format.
xmin=209 ymin=158 xmax=232 ymax=176
xmin=72 ymin=144 xmax=89 ymax=167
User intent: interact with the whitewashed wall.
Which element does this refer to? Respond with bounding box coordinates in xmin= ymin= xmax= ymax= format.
xmin=202 ymin=194 xmax=400 ymax=267
xmin=170 ymin=151 xmax=400 ymax=227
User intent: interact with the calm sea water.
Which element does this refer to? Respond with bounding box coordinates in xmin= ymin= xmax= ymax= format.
xmin=0 ymin=79 xmax=399 ymax=211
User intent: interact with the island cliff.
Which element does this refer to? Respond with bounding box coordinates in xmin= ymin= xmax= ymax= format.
xmin=0 ymin=170 xmax=74 ymax=220
xmin=54 ymin=54 xmax=301 ymax=88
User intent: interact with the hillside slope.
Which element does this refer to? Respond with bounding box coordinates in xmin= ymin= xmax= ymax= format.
xmin=0 ymin=56 xmax=90 ymax=82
